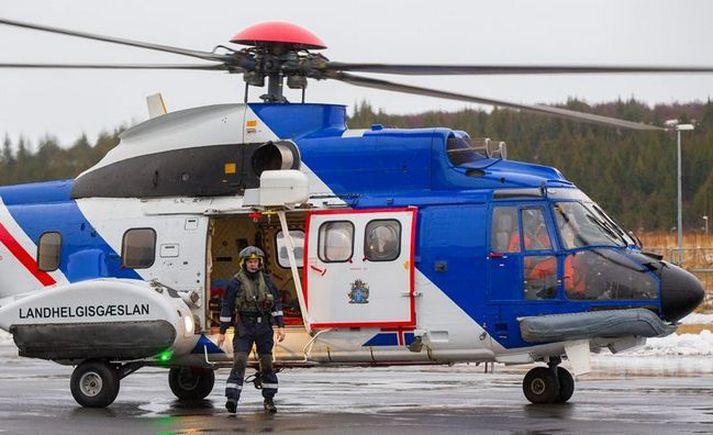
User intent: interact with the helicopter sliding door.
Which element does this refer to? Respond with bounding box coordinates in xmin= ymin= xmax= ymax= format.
xmin=304 ymin=208 xmax=416 ymax=329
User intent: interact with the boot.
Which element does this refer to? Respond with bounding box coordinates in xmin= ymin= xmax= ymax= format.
xmin=225 ymin=399 xmax=237 ymax=414
xmin=263 ymin=398 xmax=277 ymax=414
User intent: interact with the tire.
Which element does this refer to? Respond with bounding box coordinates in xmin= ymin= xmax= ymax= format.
xmin=555 ymin=366 xmax=575 ymax=403
xmin=522 ymin=366 xmax=559 ymax=404
xmin=168 ymin=367 xmax=215 ymax=401
xmin=70 ymin=361 xmax=120 ymax=408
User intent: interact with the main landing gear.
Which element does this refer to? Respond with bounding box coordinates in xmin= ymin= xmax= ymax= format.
xmin=168 ymin=367 xmax=216 ymax=401
xmin=522 ymin=357 xmax=575 ymax=404
xmin=70 ymin=360 xmax=142 ymax=408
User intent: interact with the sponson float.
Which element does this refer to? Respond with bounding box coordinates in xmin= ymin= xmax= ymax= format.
xmin=0 ymin=18 xmax=708 ymax=408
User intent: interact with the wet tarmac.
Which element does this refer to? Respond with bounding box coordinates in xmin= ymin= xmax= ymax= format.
xmin=2 ymin=345 xmax=713 ymax=434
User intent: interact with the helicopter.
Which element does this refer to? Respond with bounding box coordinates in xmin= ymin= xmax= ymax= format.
xmin=0 ymin=18 xmax=708 ymax=408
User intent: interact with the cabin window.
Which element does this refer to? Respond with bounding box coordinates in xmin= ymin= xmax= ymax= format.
xmin=276 ymin=230 xmax=305 ymax=268
xmin=364 ymin=219 xmax=401 ymax=262
xmin=37 ymin=232 xmax=61 ymax=272
xmin=491 ymin=206 xmax=520 ymax=252
xmin=121 ymin=228 xmax=156 ymax=269
xmin=318 ymin=221 xmax=354 ymax=263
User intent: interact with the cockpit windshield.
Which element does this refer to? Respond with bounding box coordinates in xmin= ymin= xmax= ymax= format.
xmin=553 ymin=201 xmax=635 ymax=249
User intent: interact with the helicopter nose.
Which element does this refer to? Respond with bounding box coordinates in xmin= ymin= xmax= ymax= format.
xmin=660 ymin=265 xmax=705 ymax=322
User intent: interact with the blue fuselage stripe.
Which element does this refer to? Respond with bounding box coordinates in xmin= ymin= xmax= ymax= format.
xmin=2 ymin=181 xmax=141 ymax=282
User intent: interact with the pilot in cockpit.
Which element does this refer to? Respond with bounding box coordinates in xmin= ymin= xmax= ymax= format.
xmin=561 ymin=221 xmax=587 ymax=298
xmin=492 ymin=209 xmax=517 ymax=253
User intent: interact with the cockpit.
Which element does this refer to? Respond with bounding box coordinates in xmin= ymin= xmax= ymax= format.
xmin=489 ymin=188 xmax=660 ymax=304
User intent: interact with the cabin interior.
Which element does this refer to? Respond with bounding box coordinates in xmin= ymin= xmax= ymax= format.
xmin=206 ymin=213 xmax=305 ymax=330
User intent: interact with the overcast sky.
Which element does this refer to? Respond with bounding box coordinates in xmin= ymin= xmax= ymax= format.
xmin=1 ymin=0 xmax=712 ymax=147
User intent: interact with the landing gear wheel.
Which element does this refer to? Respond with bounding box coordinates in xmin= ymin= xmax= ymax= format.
xmin=168 ymin=367 xmax=215 ymax=401
xmin=522 ymin=366 xmax=559 ymax=404
xmin=555 ymin=366 xmax=575 ymax=403
xmin=70 ymin=360 xmax=120 ymax=408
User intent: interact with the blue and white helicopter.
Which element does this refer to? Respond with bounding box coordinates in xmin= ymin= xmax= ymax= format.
xmin=0 ymin=19 xmax=708 ymax=408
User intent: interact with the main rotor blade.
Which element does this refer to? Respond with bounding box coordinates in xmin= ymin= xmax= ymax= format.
xmin=328 ymin=72 xmax=665 ymax=131
xmin=325 ymin=62 xmax=713 ymax=76
xmin=0 ymin=17 xmax=225 ymax=62
xmin=0 ymin=62 xmax=229 ymax=70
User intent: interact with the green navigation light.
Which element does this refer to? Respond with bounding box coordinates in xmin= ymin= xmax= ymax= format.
xmin=158 ymin=349 xmax=173 ymax=363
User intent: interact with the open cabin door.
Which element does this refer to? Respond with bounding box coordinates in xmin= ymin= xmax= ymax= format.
xmin=304 ymin=208 xmax=417 ymax=329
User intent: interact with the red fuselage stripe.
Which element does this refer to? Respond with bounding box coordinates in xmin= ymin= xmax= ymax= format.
xmin=0 ymin=222 xmax=56 ymax=286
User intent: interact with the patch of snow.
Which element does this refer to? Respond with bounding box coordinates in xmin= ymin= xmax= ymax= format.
xmin=679 ymin=312 xmax=713 ymax=324
xmin=626 ymin=330 xmax=713 ymax=356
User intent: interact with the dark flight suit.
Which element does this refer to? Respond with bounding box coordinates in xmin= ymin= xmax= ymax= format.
xmin=220 ymin=269 xmax=284 ymax=403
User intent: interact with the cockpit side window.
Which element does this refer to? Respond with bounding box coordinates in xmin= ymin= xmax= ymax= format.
xmin=519 ymin=208 xmax=557 ymax=300
xmin=519 ymin=208 xmax=553 ymax=251
xmin=491 ymin=206 xmax=519 ymax=253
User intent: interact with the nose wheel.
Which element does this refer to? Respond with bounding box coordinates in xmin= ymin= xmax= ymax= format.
xmin=522 ymin=364 xmax=575 ymax=404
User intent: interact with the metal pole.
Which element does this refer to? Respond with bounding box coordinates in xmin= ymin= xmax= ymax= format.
xmin=704 ymin=216 xmax=709 ymax=236
xmin=277 ymin=210 xmax=312 ymax=335
xmin=673 ymin=124 xmax=694 ymax=264
xmin=677 ymin=129 xmax=683 ymax=265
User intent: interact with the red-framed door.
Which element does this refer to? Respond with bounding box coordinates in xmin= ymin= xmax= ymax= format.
xmin=303 ymin=208 xmax=417 ymax=329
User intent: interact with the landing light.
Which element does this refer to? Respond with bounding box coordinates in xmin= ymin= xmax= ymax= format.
xmin=184 ymin=315 xmax=194 ymax=336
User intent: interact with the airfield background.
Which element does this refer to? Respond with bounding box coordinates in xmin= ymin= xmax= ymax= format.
xmin=2 ymin=98 xmax=712 ymax=293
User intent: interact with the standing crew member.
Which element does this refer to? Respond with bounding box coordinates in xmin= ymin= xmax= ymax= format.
xmin=217 ymin=246 xmax=286 ymax=414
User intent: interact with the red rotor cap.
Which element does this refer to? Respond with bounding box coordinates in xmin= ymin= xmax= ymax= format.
xmin=231 ymin=21 xmax=327 ymax=50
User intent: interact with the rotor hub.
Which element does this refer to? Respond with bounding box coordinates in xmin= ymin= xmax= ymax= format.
xmin=230 ymin=21 xmax=327 ymax=50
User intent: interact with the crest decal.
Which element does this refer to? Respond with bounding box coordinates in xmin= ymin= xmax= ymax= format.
xmin=348 ymin=279 xmax=370 ymax=304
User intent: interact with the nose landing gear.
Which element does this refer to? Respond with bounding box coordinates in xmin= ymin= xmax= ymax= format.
xmin=522 ymin=357 xmax=575 ymax=404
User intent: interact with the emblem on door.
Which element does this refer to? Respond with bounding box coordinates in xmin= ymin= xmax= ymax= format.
xmin=348 ymin=279 xmax=370 ymax=304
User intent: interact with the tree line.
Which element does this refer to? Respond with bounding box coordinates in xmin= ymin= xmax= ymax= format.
xmin=349 ymin=98 xmax=713 ymax=233
xmin=1 ymin=130 xmax=122 ymax=187
xmin=1 ymin=99 xmax=712 ymax=232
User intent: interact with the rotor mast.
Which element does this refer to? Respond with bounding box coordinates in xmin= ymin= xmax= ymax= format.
xmin=265 ymin=73 xmax=284 ymax=102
